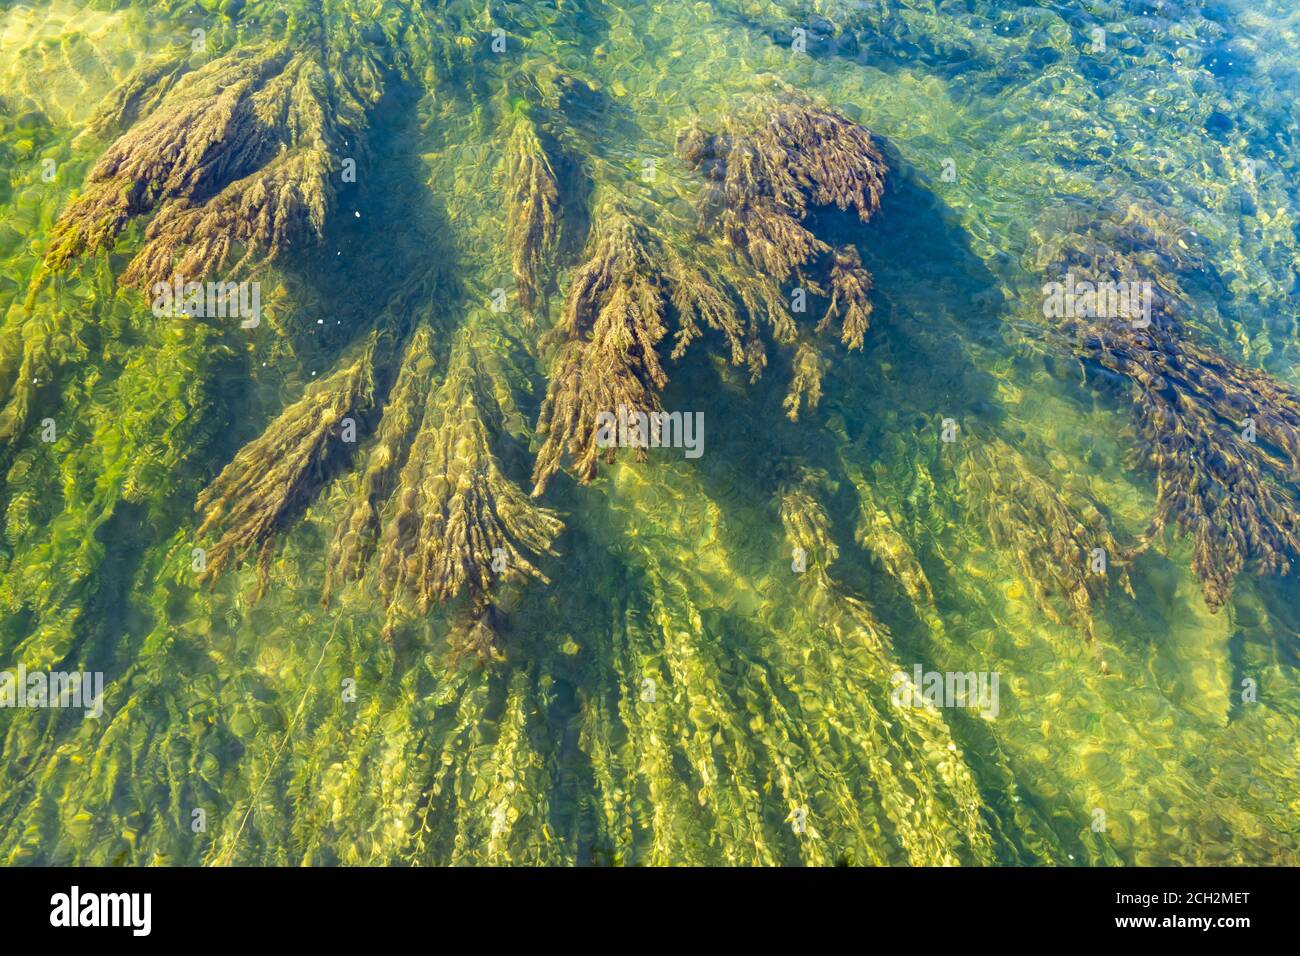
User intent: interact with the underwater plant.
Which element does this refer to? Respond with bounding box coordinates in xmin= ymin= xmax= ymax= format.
xmin=1 ymin=0 xmax=1298 ymax=872
xmin=842 ymin=459 xmax=935 ymax=613
xmin=372 ymin=331 xmax=563 ymax=648
xmin=1037 ymin=210 xmax=1300 ymax=611
xmin=531 ymin=206 xmax=677 ymax=492
xmin=502 ymin=116 xmax=561 ymax=326
xmin=195 ymin=332 xmax=379 ymax=588
xmin=775 ymin=466 xmax=996 ymax=865
xmin=959 ymin=436 xmax=1134 ymax=642
xmin=678 ymin=92 xmax=886 ymax=268
xmin=678 ymin=92 xmax=885 ymax=277
xmin=41 ymin=42 xmax=371 ymax=289
xmin=322 ymin=324 xmax=436 ymax=605
xmin=533 ymin=93 xmax=889 ymax=489
xmin=678 ymin=91 xmax=885 ymax=415
xmin=820 ymin=244 xmax=873 ymax=351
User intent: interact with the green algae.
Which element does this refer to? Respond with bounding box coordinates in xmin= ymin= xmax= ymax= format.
xmin=0 ymin=0 xmax=1297 ymax=868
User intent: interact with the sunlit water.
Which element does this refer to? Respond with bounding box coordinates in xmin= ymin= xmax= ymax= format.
xmin=0 ymin=0 xmax=1297 ymax=865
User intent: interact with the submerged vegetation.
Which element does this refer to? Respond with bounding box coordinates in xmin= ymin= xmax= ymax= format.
xmin=194 ymin=332 xmax=379 ymax=588
xmin=0 ymin=0 xmax=1298 ymax=866
xmin=1036 ymin=210 xmax=1300 ymax=612
xmin=42 ymin=41 xmax=370 ymax=289
xmin=372 ymin=330 xmax=563 ymax=648
xmin=503 ymin=117 xmax=561 ymax=326
xmin=533 ymin=93 xmax=889 ymax=489
xmin=959 ymin=436 xmax=1134 ymax=644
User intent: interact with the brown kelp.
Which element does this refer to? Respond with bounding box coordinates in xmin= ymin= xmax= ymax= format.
xmin=1039 ymin=212 xmax=1300 ymax=611
xmin=376 ymin=338 xmax=562 ymax=647
xmin=323 ymin=325 xmax=437 ymax=605
xmin=677 ymin=92 xmax=887 ymax=282
xmin=502 ymin=116 xmax=561 ymax=325
xmin=530 ymin=187 xmax=816 ymax=492
xmin=41 ymin=42 xmax=370 ymax=289
xmin=959 ymin=437 xmax=1134 ymax=641
xmin=194 ymin=336 xmax=379 ymax=587
xmin=534 ymin=96 xmax=889 ymax=489
xmin=531 ymin=205 xmax=740 ymax=492
xmin=778 ymin=467 xmax=841 ymax=588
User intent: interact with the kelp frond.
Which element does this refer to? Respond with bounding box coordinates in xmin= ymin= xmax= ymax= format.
xmin=678 ymin=92 xmax=887 ymax=283
xmin=323 ymin=325 xmax=436 ymax=605
xmin=44 ymin=43 xmax=355 ymax=288
xmin=1043 ymin=219 xmax=1300 ymax=611
xmin=818 ymin=245 xmax=873 ymax=350
xmin=503 ymin=118 xmax=561 ymax=325
xmin=194 ymin=339 xmax=377 ymax=585
xmin=379 ymin=346 xmax=562 ymax=640
xmin=532 ymin=208 xmax=670 ymax=493
xmin=782 ymin=339 xmax=827 ymax=422
xmin=960 ymin=437 xmax=1134 ymax=640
